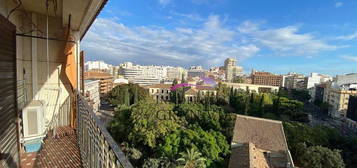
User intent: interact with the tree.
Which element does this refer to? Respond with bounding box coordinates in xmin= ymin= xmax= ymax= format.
xmin=177 ymin=148 xmax=206 ymax=168
xmin=123 ymin=87 xmax=130 ymax=106
xmin=129 ymin=99 xmax=182 ymax=148
xmin=300 ymin=146 xmax=345 ymax=168
xmin=159 ymin=126 xmax=229 ymax=167
xmin=109 ymin=84 xmax=149 ymax=106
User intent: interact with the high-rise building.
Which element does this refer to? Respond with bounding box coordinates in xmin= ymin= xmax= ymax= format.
xmin=251 ymin=71 xmax=283 ymax=87
xmin=224 ymin=58 xmax=243 ymax=82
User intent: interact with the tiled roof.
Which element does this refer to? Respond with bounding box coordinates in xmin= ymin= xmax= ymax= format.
xmin=232 ymin=115 xmax=288 ymax=152
xmin=185 ymin=88 xmax=197 ymax=95
xmin=196 ymin=85 xmax=216 ymax=91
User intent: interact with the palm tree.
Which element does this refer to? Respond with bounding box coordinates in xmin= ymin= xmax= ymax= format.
xmin=177 ymin=148 xmax=206 ymax=168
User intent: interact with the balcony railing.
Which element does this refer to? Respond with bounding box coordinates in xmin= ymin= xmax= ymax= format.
xmin=76 ymin=92 xmax=133 ymax=168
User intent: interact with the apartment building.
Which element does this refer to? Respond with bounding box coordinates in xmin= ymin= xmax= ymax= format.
xmin=251 ymin=71 xmax=283 ymax=87
xmin=84 ymin=80 xmax=100 ymax=113
xmin=166 ymin=67 xmax=187 ymax=80
xmin=284 ymin=73 xmax=305 ymax=89
xmin=304 ymin=73 xmax=332 ymax=89
xmin=0 ymin=0 xmax=133 ymax=167
xmin=324 ymin=84 xmax=357 ymax=118
xmin=224 ymin=58 xmax=243 ymax=82
xmin=84 ymin=60 xmax=112 ymax=72
xmin=224 ymin=82 xmax=280 ymax=93
xmin=119 ymin=62 xmax=170 ymax=85
xmin=84 ymin=71 xmax=114 ymax=95
xmin=188 ymin=66 xmax=206 ymax=78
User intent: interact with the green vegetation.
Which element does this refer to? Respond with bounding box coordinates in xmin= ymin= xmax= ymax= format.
xmin=284 ymin=122 xmax=357 ymax=168
xmin=107 ymin=84 xmax=356 ymax=168
xmin=108 ymin=83 xmax=149 ymax=106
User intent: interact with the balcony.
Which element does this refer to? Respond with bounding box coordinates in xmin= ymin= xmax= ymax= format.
xmin=20 ymin=93 xmax=133 ymax=168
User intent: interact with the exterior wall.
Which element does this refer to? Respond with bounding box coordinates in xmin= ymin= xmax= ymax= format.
xmin=224 ymin=58 xmax=243 ymax=82
xmin=251 ymin=72 xmax=283 ymax=87
xmin=327 ymin=90 xmax=357 ymax=118
xmin=7 ymin=11 xmax=75 ymax=128
xmin=84 ymin=80 xmax=100 ymax=113
xmin=224 ymin=82 xmax=279 ymax=93
xmin=148 ymin=88 xmax=171 ymax=102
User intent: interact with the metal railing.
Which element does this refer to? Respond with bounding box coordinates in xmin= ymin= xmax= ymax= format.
xmin=76 ymin=92 xmax=133 ymax=168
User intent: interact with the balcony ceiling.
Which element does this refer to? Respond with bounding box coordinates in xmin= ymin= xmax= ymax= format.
xmin=20 ymin=0 xmax=106 ymax=37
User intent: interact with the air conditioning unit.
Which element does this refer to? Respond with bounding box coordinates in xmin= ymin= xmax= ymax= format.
xmin=22 ymin=100 xmax=45 ymax=140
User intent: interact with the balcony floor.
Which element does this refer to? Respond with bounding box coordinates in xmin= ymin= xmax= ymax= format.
xmin=21 ymin=127 xmax=82 ymax=168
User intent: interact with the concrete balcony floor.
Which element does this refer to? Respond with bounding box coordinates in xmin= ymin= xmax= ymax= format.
xmin=20 ymin=127 xmax=82 ymax=168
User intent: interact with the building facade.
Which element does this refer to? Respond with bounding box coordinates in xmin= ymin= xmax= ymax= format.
xmin=84 ymin=71 xmax=114 ymax=95
xmin=251 ymin=71 xmax=283 ymax=87
xmin=324 ymin=85 xmax=357 ymax=118
xmin=224 ymin=82 xmax=280 ymax=93
xmin=188 ymin=66 xmax=206 ymax=78
xmin=147 ymin=84 xmax=172 ymax=102
xmin=284 ymin=73 xmax=305 ymax=89
xmin=84 ymin=80 xmax=100 ymax=113
xmin=304 ymin=73 xmax=332 ymax=89
xmin=85 ymin=61 xmax=112 ymax=72
xmin=224 ymin=58 xmax=243 ymax=82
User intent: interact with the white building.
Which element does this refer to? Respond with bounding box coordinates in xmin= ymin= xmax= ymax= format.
xmin=85 ymin=61 xmax=112 ymax=72
xmin=166 ymin=67 xmax=187 ymax=80
xmin=305 ymin=73 xmax=332 ymax=89
xmin=84 ymin=80 xmax=100 ymax=113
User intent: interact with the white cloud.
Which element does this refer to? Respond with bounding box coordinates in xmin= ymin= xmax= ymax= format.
xmin=82 ymin=16 xmax=260 ymax=67
xmin=238 ymin=21 xmax=340 ymax=55
xmin=158 ymin=0 xmax=171 ymax=5
xmin=336 ymin=31 xmax=357 ymax=40
xmin=340 ymin=55 xmax=357 ymax=62
xmin=335 ymin=2 xmax=343 ymax=8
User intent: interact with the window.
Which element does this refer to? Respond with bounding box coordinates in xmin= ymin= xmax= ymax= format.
xmin=162 ymin=89 xmax=164 ymax=93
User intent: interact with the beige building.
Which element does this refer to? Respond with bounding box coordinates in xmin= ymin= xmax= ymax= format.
xmin=324 ymin=86 xmax=357 ymax=118
xmin=224 ymin=82 xmax=280 ymax=93
xmin=229 ymin=115 xmax=294 ymax=168
xmin=147 ymin=84 xmax=172 ymax=102
xmin=185 ymin=86 xmax=217 ymax=102
xmin=224 ymin=58 xmax=243 ymax=82
xmin=251 ymin=71 xmax=283 ymax=87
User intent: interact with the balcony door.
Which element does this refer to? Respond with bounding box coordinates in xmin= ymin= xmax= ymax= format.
xmin=0 ymin=14 xmax=19 ymax=168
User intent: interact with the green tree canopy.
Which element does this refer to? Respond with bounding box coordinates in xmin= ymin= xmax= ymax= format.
xmin=300 ymin=146 xmax=345 ymax=168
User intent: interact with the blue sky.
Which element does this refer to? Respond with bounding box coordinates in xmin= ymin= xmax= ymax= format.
xmin=81 ymin=0 xmax=357 ymax=76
